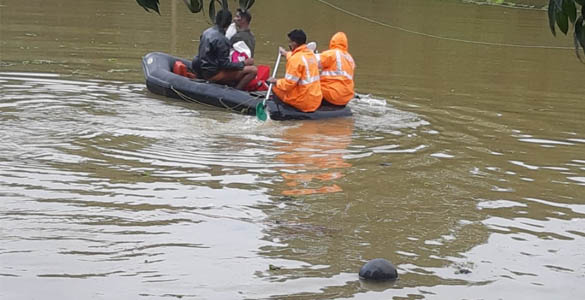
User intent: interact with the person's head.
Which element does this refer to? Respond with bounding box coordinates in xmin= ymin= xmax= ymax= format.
xmin=287 ymin=29 xmax=307 ymax=51
xmin=215 ymin=9 xmax=232 ymax=30
xmin=234 ymin=8 xmax=252 ymax=29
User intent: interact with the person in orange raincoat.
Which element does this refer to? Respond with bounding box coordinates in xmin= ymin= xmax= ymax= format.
xmin=266 ymin=29 xmax=322 ymax=113
xmin=317 ymin=32 xmax=355 ymax=106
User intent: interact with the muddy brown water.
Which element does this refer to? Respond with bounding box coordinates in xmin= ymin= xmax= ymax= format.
xmin=1 ymin=0 xmax=584 ymax=299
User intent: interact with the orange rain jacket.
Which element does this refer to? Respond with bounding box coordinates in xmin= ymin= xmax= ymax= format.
xmin=272 ymin=44 xmax=322 ymax=112
xmin=318 ymin=32 xmax=355 ymax=106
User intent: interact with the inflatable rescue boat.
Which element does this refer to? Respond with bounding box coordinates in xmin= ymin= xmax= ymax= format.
xmin=141 ymin=52 xmax=352 ymax=121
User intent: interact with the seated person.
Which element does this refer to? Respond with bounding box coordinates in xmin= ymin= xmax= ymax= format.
xmin=230 ymin=8 xmax=255 ymax=58
xmin=230 ymin=41 xmax=269 ymax=91
xmin=191 ymin=9 xmax=257 ymax=90
xmin=317 ymin=32 xmax=355 ymax=106
xmin=266 ymin=29 xmax=322 ymax=112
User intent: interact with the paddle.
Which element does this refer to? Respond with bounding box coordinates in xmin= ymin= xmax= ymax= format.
xmin=256 ymin=51 xmax=282 ymax=121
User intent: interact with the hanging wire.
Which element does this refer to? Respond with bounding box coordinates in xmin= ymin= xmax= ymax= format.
xmin=316 ymin=0 xmax=573 ymax=50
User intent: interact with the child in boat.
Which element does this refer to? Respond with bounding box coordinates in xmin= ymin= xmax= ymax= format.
xmin=230 ymin=40 xmax=269 ymax=91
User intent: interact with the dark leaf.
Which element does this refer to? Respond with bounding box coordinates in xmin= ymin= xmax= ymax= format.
xmin=209 ymin=0 xmax=216 ymax=23
xmin=246 ymin=0 xmax=255 ymax=10
xmin=576 ymin=16 xmax=585 ymax=49
xmin=575 ymin=0 xmax=585 ymax=6
xmin=562 ymin=0 xmax=577 ymax=22
xmin=573 ymin=29 xmax=584 ymax=61
xmin=239 ymin=0 xmax=255 ymax=10
xmin=548 ymin=0 xmax=557 ymax=35
xmin=577 ymin=25 xmax=585 ymax=53
xmin=556 ymin=11 xmax=569 ymax=35
xmin=582 ymin=23 xmax=585 ymax=50
xmin=136 ymin=0 xmax=160 ymax=15
xmin=183 ymin=0 xmax=203 ymax=13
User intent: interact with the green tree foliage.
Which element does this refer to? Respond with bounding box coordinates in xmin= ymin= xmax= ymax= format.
xmin=548 ymin=0 xmax=585 ymax=59
xmin=136 ymin=0 xmax=255 ymax=21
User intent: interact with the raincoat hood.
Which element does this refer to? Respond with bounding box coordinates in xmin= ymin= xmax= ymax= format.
xmin=329 ymin=32 xmax=348 ymax=51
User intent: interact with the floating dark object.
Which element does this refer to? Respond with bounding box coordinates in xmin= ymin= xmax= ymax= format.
xmin=359 ymin=258 xmax=398 ymax=281
xmin=455 ymin=268 xmax=472 ymax=274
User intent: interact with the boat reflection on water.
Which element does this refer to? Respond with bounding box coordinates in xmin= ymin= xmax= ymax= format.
xmin=275 ymin=118 xmax=354 ymax=196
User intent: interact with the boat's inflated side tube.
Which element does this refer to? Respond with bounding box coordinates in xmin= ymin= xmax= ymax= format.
xmin=266 ymin=99 xmax=352 ymax=121
xmin=142 ymin=52 xmax=352 ymax=120
xmin=142 ymin=52 xmax=262 ymax=115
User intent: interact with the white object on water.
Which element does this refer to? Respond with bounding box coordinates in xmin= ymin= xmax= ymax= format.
xmin=355 ymin=93 xmax=387 ymax=106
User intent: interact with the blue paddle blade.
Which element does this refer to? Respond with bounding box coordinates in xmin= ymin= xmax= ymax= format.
xmin=256 ymin=102 xmax=267 ymax=121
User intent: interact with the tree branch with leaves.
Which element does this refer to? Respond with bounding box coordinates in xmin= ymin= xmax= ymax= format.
xmin=136 ymin=0 xmax=255 ymax=22
xmin=548 ymin=0 xmax=585 ymax=60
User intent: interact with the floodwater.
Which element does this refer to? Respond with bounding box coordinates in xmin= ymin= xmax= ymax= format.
xmin=1 ymin=0 xmax=584 ymax=299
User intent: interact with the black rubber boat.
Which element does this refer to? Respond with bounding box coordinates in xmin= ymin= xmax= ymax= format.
xmin=141 ymin=52 xmax=352 ymax=121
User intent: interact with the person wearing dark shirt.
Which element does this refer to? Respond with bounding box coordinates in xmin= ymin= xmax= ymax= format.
xmin=192 ymin=10 xmax=257 ymax=90
xmin=230 ymin=8 xmax=255 ymax=58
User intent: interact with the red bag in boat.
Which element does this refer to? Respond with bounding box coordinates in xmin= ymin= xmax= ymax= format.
xmin=247 ymin=65 xmax=270 ymax=92
xmin=172 ymin=60 xmax=196 ymax=79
